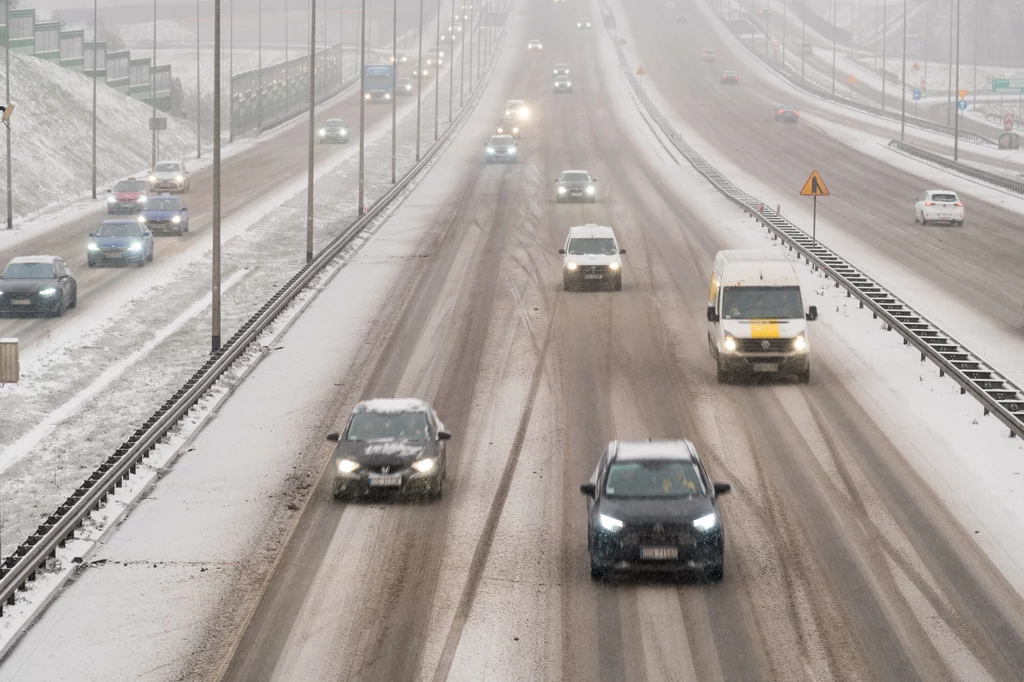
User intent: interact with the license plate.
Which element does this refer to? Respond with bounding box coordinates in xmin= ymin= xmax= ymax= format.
xmin=640 ymin=547 xmax=678 ymax=561
xmin=584 ymin=274 xmax=603 ymax=280
xmin=369 ymin=474 xmax=403 ymax=487
xmin=752 ymin=363 xmax=778 ymax=372
xmin=11 ymin=299 xmax=30 ymax=306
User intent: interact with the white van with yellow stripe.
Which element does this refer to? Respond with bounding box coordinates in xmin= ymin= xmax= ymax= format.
xmin=706 ymin=250 xmax=817 ymax=383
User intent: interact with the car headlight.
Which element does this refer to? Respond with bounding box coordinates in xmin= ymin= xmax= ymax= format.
xmin=497 ymin=127 xmax=504 ymax=133
xmin=553 ymin=69 xmax=558 ymax=74
xmin=128 ymin=241 xmax=143 ymax=251
xmin=320 ymin=129 xmax=326 ymax=136
xmin=337 ymin=459 xmax=360 ymax=474
xmin=566 ymin=81 xmax=572 ymax=86
xmin=39 ymin=287 xmax=57 ymax=296
xmin=175 ymin=175 xmax=184 ymax=182
xmin=107 ymin=196 xmax=116 ymax=203
xmin=486 ymin=147 xmax=495 ymax=154
xmin=138 ymin=196 xmax=147 ymax=203
xmin=585 ymin=185 xmax=595 ymax=194
xmin=599 ymin=514 xmax=623 ymax=531
xmin=171 ymin=215 xmax=182 ymax=224
xmin=566 ymin=262 xmax=578 ymax=271
xmin=138 ymin=215 xmax=147 ymax=223
xmin=148 ymin=175 xmax=157 ymax=182
xmin=365 ymin=93 xmax=371 ymax=100
xmin=412 ymin=458 xmax=437 ymax=473
xmin=558 ymin=187 xmax=567 ymax=194
xmin=385 ymin=93 xmax=391 ymax=99
xmin=608 ymin=262 xmax=620 ymax=271
xmin=724 ymin=334 xmax=737 ymax=352
xmin=512 ymin=127 xmax=519 ymax=133
xmin=793 ymin=334 xmax=807 ymax=351
xmin=693 ymin=513 xmax=718 ymax=531
xmin=509 ymin=148 xmax=516 ymax=154
xmin=87 ymin=243 xmax=99 ymax=251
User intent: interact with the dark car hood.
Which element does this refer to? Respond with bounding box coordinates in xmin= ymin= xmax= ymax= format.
xmin=93 ymin=236 xmax=140 ymax=247
xmin=334 ymin=439 xmax=438 ymax=466
xmin=597 ymin=496 xmax=715 ymax=525
xmin=0 ymin=278 xmax=58 ymax=294
xmin=143 ymin=210 xmax=179 ymax=220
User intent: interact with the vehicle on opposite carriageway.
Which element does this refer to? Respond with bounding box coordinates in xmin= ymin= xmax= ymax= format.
xmin=139 ymin=194 xmax=190 ymax=236
xmin=87 ymin=219 xmax=155 ymax=267
xmin=106 ymin=178 xmax=151 ymax=214
xmin=147 ymin=160 xmax=191 ymax=193
xmin=581 ymin=440 xmax=731 ymax=582
xmin=327 ymin=398 xmax=450 ymax=500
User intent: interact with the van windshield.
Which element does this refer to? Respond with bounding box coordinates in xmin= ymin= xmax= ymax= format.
xmin=721 ymin=286 xmax=803 ymax=319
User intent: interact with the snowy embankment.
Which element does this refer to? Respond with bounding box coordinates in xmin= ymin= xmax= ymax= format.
xmin=0 ymin=50 xmax=197 ymax=223
xmin=606 ymin=0 xmax=1024 ymax=592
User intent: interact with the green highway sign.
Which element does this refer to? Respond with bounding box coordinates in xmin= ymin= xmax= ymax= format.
xmin=991 ymin=78 xmax=1024 ymax=93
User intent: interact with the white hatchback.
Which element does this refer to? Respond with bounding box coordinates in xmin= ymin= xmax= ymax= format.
xmin=559 ymin=224 xmax=625 ymax=291
xmin=915 ymin=189 xmax=964 ymax=226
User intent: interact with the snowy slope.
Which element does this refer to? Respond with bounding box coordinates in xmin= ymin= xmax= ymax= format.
xmin=0 ymin=49 xmax=199 ymax=223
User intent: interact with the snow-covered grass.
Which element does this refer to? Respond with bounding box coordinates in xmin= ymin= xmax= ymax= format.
xmin=0 ymin=49 xmax=198 ymax=224
xmin=0 ymin=50 xmax=470 ymax=562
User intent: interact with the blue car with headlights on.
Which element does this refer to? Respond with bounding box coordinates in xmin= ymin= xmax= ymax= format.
xmin=87 ymin=219 xmax=154 ymax=267
xmin=580 ymin=440 xmax=731 ymax=581
xmin=140 ymin=194 xmax=190 ymax=236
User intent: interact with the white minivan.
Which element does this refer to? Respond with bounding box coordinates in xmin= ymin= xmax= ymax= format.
xmin=706 ymin=250 xmax=817 ymax=383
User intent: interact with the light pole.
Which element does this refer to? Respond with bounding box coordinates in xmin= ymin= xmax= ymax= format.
xmin=953 ymin=0 xmax=960 ymax=160
xmin=92 ymin=0 xmax=98 ymax=198
xmin=900 ymin=0 xmax=907 ymax=139
xmin=197 ymin=0 xmax=201 ymax=158
xmin=416 ymin=0 xmax=423 ymax=161
xmin=258 ymin=0 xmax=263 ymax=128
xmin=152 ymin=0 xmax=157 ymax=168
xmin=449 ymin=0 xmax=454 ymax=122
xmin=6 ymin=0 xmax=12 ymax=228
xmin=781 ymin=0 xmax=786 ymax=68
xmin=946 ymin=0 xmax=952 ymax=124
xmin=468 ymin=2 xmax=473 ymax=90
xmin=831 ymin=0 xmax=836 ymax=95
xmin=229 ymin=0 xmax=233 ymax=141
xmin=435 ymin=0 xmax=440 ymax=140
xmin=358 ymin=0 xmax=366 ymax=214
xmin=881 ymin=0 xmax=886 ymax=111
xmin=763 ymin=0 xmax=769 ymax=60
xmin=800 ymin=0 xmax=806 ymax=86
xmin=391 ymin=0 xmax=397 ymax=183
xmin=460 ymin=2 xmax=466 ymax=106
xmin=306 ymin=0 xmax=316 ymax=262
xmin=213 ymin=0 xmax=222 ymax=351
xmin=971 ymin=1 xmax=977 ymax=110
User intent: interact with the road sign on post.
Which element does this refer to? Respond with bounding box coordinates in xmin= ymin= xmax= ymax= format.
xmin=636 ymin=66 xmax=646 ymax=76
xmin=800 ymin=170 xmax=829 ymax=245
xmin=958 ymin=89 xmax=968 ymax=99
xmin=958 ymin=99 xmax=968 ymax=111
xmin=913 ymin=89 xmax=921 ymax=100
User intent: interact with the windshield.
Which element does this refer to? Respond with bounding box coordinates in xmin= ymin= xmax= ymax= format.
xmin=497 ymin=118 xmax=515 ymax=127
xmin=721 ymin=286 xmax=803 ymax=319
xmin=567 ymin=237 xmax=617 ymax=255
xmin=931 ymin=193 xmax=958 ymax=202
xmin=2 ymin=262 xmax=54 ymax=279
xmin=147 ymin=198 xmax=180 ymax=211
xmin=604 ymin=460 xmax=706 ymax=498
xmin=96 ymin=222 xmax=142 ymax=237
xmin=489 ymin=137 xmax=512 ymax=146
xmin=346 ymin=411 xmax=430 ymax=441
xmin=561 ymin=172 xmax=591 ymax=182
xmin=114 ymin=180 xmax=147 ymax=192
xmin=154 ymin=163 xmax=180 ymax=172
xmin=366 ymin=74 xmax=391 ymax=88
xmin=325 ymin=119 xmax=346 ymax=128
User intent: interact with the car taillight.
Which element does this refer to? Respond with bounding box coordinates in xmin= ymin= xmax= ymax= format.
xmin=794 ymin=110 xmax=799 ymax=115
xmin=924 ymin=201 xmax=934 ymax=206
xmin=955 ymin=201 xmax=963 ymax=207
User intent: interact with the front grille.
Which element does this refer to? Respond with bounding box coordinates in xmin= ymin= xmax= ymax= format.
xmin=623 ymin=524 xmax=696 ymax=546
xmin=101 ymin=248 xmax=126 ymax=255
xmin=366 ymin=464 xmax=410 ymax=475
xmin=738 ymin=338 xmax=794 ymax=353
xmin=580 ymin=265 xmax=607 ymax=275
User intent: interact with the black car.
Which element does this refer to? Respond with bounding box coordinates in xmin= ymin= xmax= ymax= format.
xmin=0 ymin=256 xmax=77 ymax=316
xmin=580 ymin=440 xmax=731 ymax=581
xmin=775 ymin=105 xmax=800 ymax=123
xmin=720 ymin=70 xmax=740 ymax=85
xmin=319 ymin=118 xmax=351 ymax=143
xmin=327 ymin=398 xmax=450 ymax=500
xmin=676 ymin=13 xmax=688 ymax=22
xmin=556 ymin=170 xmax=597 ymax=202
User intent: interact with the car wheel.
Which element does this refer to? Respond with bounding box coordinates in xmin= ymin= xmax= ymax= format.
xmin=921 ymin=216 xmax=928 ymax=225
xmin=563 ymin=275 xmax=574 ymax=291
xmin=176 ymin=226 xmax=184 ymax=236
xmin=613 ymin=277 xmax=622 ymax=291
xmin=431 ymin=474 xmax=445 ymax=500
xmin=704 ymin=560 xmax=724 ymax=582
xmin=70 ymin=287 xmax=77 ymax=309
xmin=913 ymin=212 xmax=919 ymax=223
xmin=716 ymin=357 xmax=729 ymax=384
xmin=590 ymin=557 xmax=608 ymax=581
xmin=53 ymin=296 xmax=67 ymax=318
xmin=956 ymin=220 xmax=965 ymax=227
xmin=146 ymin=249 xmax=153 ymax=262
xmin=87 ymin=258 xmax=96 ymax=268
xmin=798 ymin=368 xmax=810 ymax=384
xmin=136 ymin=257 xmax=145 ymax=268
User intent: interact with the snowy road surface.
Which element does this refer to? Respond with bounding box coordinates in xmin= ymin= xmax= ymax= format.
xmin=2 ymin=0 xmax=1024 ymax=680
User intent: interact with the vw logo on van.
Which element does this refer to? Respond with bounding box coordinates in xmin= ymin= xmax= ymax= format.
xmin=761 ymin=340 xmax=770 ymax=350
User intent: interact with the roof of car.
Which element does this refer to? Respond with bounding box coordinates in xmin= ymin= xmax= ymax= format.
xmin=611 ymin=440 xmax=697 ymax=462
xmin=567 ymin=223 xmax=615 ymax=239
xmin=716 ymin=250 xmax=799 ymax=286
xmin=506 ymin=99 xmax=525 ymax=104
xmin=353 ymin=398 xmax=431 ymax=414
xmin=155 ymin=160 xmax=182 ymax=165
xmin=554 ymin=62 xmax=569 ymax=66
xmin=100 ymin=218 xmax=143 ymax=224
xmin=926 ymin=189 xmax=959 ymax=194
xmin=7 ymin=255 xmax=58 ymax=264
xmin=529 ymin=39 xmax=542 ymax=42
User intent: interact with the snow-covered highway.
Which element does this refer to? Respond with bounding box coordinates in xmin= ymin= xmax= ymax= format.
xmin=2 ymin=0 xmax=1024 ymax=679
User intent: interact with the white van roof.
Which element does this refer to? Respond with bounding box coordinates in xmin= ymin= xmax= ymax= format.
xmin=715 ymin=250 xmax=799 ymax=287
xmin=567 ymin=224 xmax=616 ymax=239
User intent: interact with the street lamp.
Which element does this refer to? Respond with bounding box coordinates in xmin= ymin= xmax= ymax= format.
xmin=391 ymin=0 xmax=397 ymax=183
xmin=197 ymin=0 xmax=201 ymax=158
xmin=449 ymin=0 xmax=454 ymax=122
xmin=358 ymin=0 xmax=366 ymax=214
xmin=435 ymin=0 xmax=440 ymax=140
xmin=92 ymin=0 xmax=98 ymax=198
xmin=306 ymin=0 xmax=316 ymax=262
xmin=800 ymin=0 xmax=805 ymax=86
xmin=416 ymin=0 xmax=423 ymax=161
xmin=881 ymin=0 xmax=886 ymax=112
xmin=152 ymin=0 xmax=157 ymax=168
xmin=953 ymin=0 xmax=961 ymax=160
xmin=6 ymin=0 xmax=12 ymax=228
xmin=900 ymin=0 xmax=907 ymax=140
xmin=213 ymin=0 xmax=223 ymax=351
xmin=831 ymin=0 xmax=836 ymax=95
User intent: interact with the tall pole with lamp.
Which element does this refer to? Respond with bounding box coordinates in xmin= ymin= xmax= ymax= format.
xmin=416 ymin=0 xmax=423 ymax=161
xmin=831 ymin=0 xmax=836 ymax=94
xmin=92 ymin=0 xmax=98 ymax=198
xmin=391 ymin=0 xmax=397 ymax=183
xmin=900 ymin=0 xmax=907 ymax=139
xmin=435 ymin=0 xmax=440 ymax=139
xmin=196 ymin=0 xmax=201 ymax=158
xmin=152 ymin=0 xmax=157 ymax=167
xmin=358 ymin=0 xmax=366 ymax=214
xmin=5 ymin=0 xmax=11 ymax=228
xmin=306 ymin=0 xmax=316 ymax=261
xmin=953 ymin=0 xmax=960 ymax=160
xmin=212 ymin=0 xmax=222 ymax=351
xmin=449 ymin=0 xmax=454 ymax=122
xmin=800 ymin=0 xmax=806 ymax=86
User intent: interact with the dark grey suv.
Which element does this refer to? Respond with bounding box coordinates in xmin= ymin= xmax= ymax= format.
xmin=580 ymin=440 xmax=731 ymax=581
xmin=328 ymin=398 xmax=450 ymax=500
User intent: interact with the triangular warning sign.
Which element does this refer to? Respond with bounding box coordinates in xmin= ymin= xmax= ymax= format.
xmin=636 ymin=66 xmax=646 ymax=76
xmin=799 ymin=169 xmax=829 ymax=196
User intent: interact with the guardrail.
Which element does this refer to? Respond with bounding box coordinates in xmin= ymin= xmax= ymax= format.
xmin=0 ymin=9 xmax=509 ymax=618
xmin=700 ymin=0 xmax=997 ymax=145
xmin=600 ymin=0 xmax=1024 ymax=440
xmin=887 ymin=139 xmax=1024 ymax=195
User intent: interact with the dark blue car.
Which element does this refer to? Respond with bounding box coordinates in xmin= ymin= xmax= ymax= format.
xmin=87 ymin=219 xmax=155 ymax=267
xmin=140 ymin=193 xmax=190 ymax=236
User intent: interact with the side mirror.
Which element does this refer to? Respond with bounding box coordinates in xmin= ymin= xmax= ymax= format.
xmin=592 ymin=178 xmax=598 ymax=182
xmin=619 ymin=248 xmax=626 ymax=254
xmin=182 ymin=207 xmax=188 ymax=212
xmin=326 ymin=432 xmax=340 ymax=442
xmin=438 ymin=430 xmax=452 ymax=441
xmin=144 ymin=231 xmax=152 ymax=237
xmin=558 ymin=248 xmax=566 ymax=254
xmin=713 ymin=482 xmax=732 ymax=496
xmin=806 ymin=305 xmax=818 ymax=321
xmin=580 ymin=483 xmax=596 ymax=497
xmin=88 ymin=232 xmax=95 ymax=237
xmin=707 ymin=305 xmax=719 ymax=322
xmin=105 ymin=189 xmax=112 ymax=194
